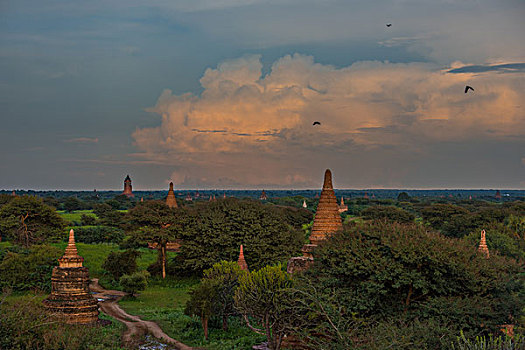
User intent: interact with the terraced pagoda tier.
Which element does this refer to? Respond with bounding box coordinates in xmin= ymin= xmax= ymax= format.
xmin=43 ymin=229 xmax=99 ymax=324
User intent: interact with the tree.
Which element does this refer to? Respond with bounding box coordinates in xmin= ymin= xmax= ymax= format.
xmin=0 ymin=244 xmax=61 ymax=291
xmin=63 ymin=196 xmax=83 ymax=213
xmin=0 ymin=196 xmax=66 ymax=247
xmin=360 ymin=206 xmax=415 ymax=223
xmin=93 ymin=203 xmax=125 ymax=227
xmin=126 ymin=200 xmax=182 ymax=278
xmin=300 ymin=221 xmax=524 ymax=348
xmin=419 ymin=203 xmax=469 ymax=231
xmin=102 ymin=249 xmax=140 ymax=281
xmin=176 ymin=199 xmax=304 ymax=274
xmin=184 ymin=280 xmax=217 ymax=340
xmin=119 ymin=270 xmax=150 ymax=297
xmin=234 ymin=264 xmax=293 ymax=350
xmin=397 ymin=192 xmax=411 ymax=202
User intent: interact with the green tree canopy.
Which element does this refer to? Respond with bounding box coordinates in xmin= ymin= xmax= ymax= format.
xmin=302 ymin=221 xmax=524 ymax=348
xmin=0 ymin=195 xmax=66 ymax=246
xmin=175 ymin=198 xmax=304 ymax=274
xmin=360 ymin=206 xmax=415 ymax=223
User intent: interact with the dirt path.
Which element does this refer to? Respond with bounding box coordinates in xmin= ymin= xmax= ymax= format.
xmin=90 ymin=278 xmax=193 ymax=350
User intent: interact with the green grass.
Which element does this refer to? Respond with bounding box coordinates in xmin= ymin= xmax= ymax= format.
xmin=118 ymin=278 xmax=265 ymax=349
xmin=57 ymin=210 xmax=96 ymax=224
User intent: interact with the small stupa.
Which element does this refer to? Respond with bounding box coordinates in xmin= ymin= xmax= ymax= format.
xmin=260 ymin=190 xmax=268 ymax=200
xmin=495 ymin=190 xmax=501 ymax=200
xmin=166 ymin=182 xmax=178 ymax=208
xmin=122 ymin=175 xmax=134 ymax=198
xmin=478 ymin=229 xmax=489 ymax=258
xmin=309 ymin=169 xmax=343 ymax=245
xmin=237 ymin=245 xmax=249 ymax=271
xmin=338 ymin=196 xmax=348 ymax=213
xmin=302 ymin=200 xmax=307 ymax=208
xmin=43 ymin=229 xmax=99 ymax=324
xmin=364 ymin=192 xmax=369 ymax=199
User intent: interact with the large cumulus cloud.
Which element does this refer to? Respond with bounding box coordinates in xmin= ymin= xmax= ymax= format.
xmin=133 ymin=54 xmax=525 ymax=188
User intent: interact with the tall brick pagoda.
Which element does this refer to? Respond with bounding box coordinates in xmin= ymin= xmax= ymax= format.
xmin=166 ymin=182 xmax=178 ymax=208
xmin=43 ymin=229 xmax=99 ymax=324
xmin=478 ymin=229 xmax=489 ymax=258
xmin=287 ymin=169 xmax=343 ymax=274
xmin=309 ymin=169 xmax=343 ymax=245
xmin=122 ymin=175 xmax=134 ymax=197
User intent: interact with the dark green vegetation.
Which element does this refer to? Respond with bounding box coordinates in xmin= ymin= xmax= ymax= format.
xmin=0 ymin=293 xmax=124 ymax=350
xmin=0 ymin=191 xmax=523 ymax=349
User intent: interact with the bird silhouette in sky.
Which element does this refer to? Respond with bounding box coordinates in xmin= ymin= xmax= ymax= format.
xmin=313 ymin=121 xmax=321 ymax=126
xmin=464 ymin=86 xmax=474 ymax=93
xmin=386 ymin=23 xmax=392 ymax=27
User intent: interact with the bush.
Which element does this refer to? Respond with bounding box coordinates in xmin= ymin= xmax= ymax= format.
xmin=120 ymin=270 xmax=150 ymax=297
xmin=80 ymin=214 xmax=98 ymax=226
xmin=71 ymin=226 xmax=124 ymax=244
xmin=0 ymin=244 xmax=61 ymax=292
xmin=102 ymin=249 xmax=140 ymax=280
xmin=360 ymin=206 xmax=415 ymax=223
xmin=0 ymin=293 xmax=122 ymax=350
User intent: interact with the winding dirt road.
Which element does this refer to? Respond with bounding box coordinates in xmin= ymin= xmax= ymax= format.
xmin=90 ymin=278 xmax=193 ymax=350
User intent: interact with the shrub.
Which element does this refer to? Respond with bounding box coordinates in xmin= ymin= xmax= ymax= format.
xmin=0 ymin=244 xmax=61 ymax=292
xmin=102 ymin=249 xmax=140 ymax=280
xmin=71 ymin=226 xmax=124 ymax=244
xmin=120 ymin=270 xmax=150 ymax=297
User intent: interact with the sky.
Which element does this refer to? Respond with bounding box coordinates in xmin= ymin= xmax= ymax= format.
xmin=1 ymin=0 xmax=524 ymax=190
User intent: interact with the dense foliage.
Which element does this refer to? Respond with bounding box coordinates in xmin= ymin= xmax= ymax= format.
xmin=295 ymin=221 xmax=524 ymax=348
xmin=234 ymin=264 xmax=293 ymax=350
xmin=175 ymin=199 xmax=304 ymax=274
xmin=102 ymin=249 xmax=140 ymax=281
xmin=360 ymin=206 xmax=415 ymax=223
xmin=0 ymin=294 xmax=122 ymax=350
xmin=0 ymin=244 xmax=61 ymax=292
xmin=71 ymin=226 xmax=125 ymax=244
xmin=119 ymin=270 xmax=150 ymax=297
xmin=0 ymin=196 xmax=66 ymax=246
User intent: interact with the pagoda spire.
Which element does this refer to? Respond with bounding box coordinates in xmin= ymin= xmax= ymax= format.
xmin=309 ymin=169 xmax=343 ymax=245
xmin=237 ymin=245 xmax=249 ymax=271
xmin=58 ymin=229 xmax=84 ymax=268
xmin=478 ymin=229 xmax=489 ymax=258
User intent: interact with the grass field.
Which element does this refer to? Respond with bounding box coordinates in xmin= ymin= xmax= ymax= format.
xmin=57 ymin=209 xmax=96 ymax=224
xmin=119 ymin=278 xmax=265 ymax=349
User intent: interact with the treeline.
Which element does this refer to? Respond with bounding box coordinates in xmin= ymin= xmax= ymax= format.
xmin=185 ymin=221 xmax=525 ymax=350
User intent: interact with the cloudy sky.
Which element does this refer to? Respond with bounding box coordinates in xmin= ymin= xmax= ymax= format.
xmin=1 ymin=0 xmax=524 ymax=190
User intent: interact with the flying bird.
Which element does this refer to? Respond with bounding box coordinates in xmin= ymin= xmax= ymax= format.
xmin=312 ymin=121 xmax=321 ymax=126
xmin=386 ymin=23 xmax=392 ymax=27
xmin=464 ymin=86 xmax=474 ymax=93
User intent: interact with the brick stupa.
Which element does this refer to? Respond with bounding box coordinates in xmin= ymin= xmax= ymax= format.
xmin=43 ymin=229 xmax=99 ymax=324
xmin=309 ymin=169 xmax=343 ymax=245
xmin=237 ymin=245 xmax=249 ymax=271
xmin=166 ymin=182 xmax=178 ymax=208
xmin=122 ymin=175 xmax=134 ymax=198
xmin=478 ymin=229 xmax=490 ymax=258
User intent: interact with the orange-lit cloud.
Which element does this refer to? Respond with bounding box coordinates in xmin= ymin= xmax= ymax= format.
xmin=133 ymin=54 xmax=525 ymax=188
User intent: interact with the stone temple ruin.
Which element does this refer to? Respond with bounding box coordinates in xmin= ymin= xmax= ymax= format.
xmin=166 ymin=182 xmax=178 ymax=208
xmin=287 ymin=169 xmax=343 ymax=273
xmin=43 ymin=229 xmax=99 ymax=324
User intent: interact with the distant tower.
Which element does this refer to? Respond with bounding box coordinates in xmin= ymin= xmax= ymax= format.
xmin=140 ymin=197 xmax=144 ymax=202
xmin=309 ymin=169 xmax=343 ymax=245
xmin=478 ymin=229 xmax=489 ymax=258
xmin=122 ymin=175 xmax=134 ymax=198
xmin=495 ymin=190 xmax=501 ymax=200
xmin=11 ymin=190 xmax=16 ymax=196
xmin=338 ymin=197 xmax=348 ymax=213
xmin=302 ymin=200 xmax=307 ymax=208
xmin=166 ymin=182 xmax=178 ymax=208
xmin=237 ymin=245 xmax=249 ymax=271
xmin=260 ymin=190 xmax=268 ymax=200
xmin=364 ymin=192 xmax=369 ymax=199
xmin=223 ymin=192 xmax=226 ymax=199
xmin=43 ymin=229 xmax=99 ymax=324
